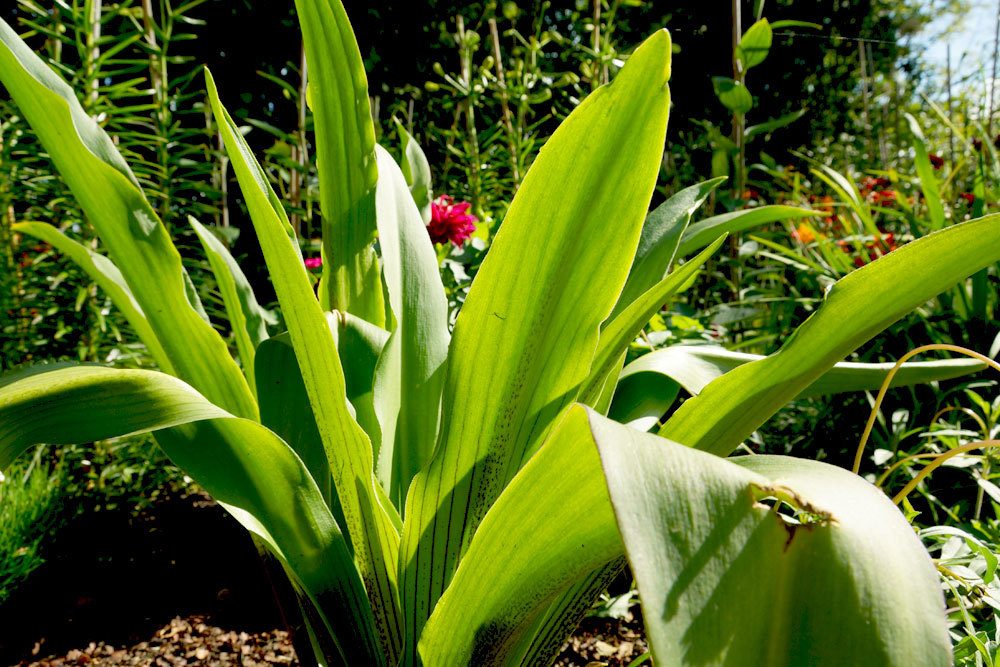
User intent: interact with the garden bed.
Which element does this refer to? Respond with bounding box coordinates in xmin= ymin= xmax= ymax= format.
xmin=3 ymin=491 xmax=647 ymax=667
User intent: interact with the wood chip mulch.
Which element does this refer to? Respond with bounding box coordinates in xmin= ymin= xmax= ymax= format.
xmin=555 ymin=614 xmax=650 ymax=666
xmin=19 ymin=612 xmax=649 ymax=667
xmin=18 ymin=616 xmax=296 ymax=667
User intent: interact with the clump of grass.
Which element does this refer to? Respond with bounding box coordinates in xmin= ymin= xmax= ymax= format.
xmin=0 ymin=449 xmax=66 ymax=604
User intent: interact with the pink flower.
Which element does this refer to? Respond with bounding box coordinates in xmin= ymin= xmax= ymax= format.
xmin=304 ymin=257 xmax=322 ymax=270
xmin=428 ymin=195 xmax=477 ymax=246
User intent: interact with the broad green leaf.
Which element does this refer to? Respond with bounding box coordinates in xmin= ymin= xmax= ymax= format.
xmin=419 ymin=407 xmax=622 ymax=666
xmin=580 ymin=237 xmax=726 ymax=405
xmin=678 ymin=205 xmax=820 ymax=256
xmin=0 ymin=365 xmax=225 ymax=465
xmin=399 ymin=30 xmax=673 ymax=658
xmin=593 ymin=411 xmax=949 ymax=666
xmin=712 ymin=77 xmax=752 ymax=114
xmin=207 ymin=72 xmax=402 ymax=661
xmin=612 ymin=345 xmax=984 ymax=432
xmin=189 ymin=216 xmax=273 ymax=393
xmin=371 ymin=145 xmax=450 ymax=509
xmin=332 ymin=311 xmax=391 ymax=453
xmin=294 ymin=0 xmax=384 ymax=325
xmin=611 ymin=177 xmax=726 ymax=321
xmin=0 ymin=365 xmax=382 ymax=665
xmin=737 ymin=18 xmax=772 ymax=69
xmin=13 ymin=221 xmax=173 ymax=374
xmin=0 ymin=17 xmax=255 ymax=419
xmin=256 ymin=332 xmax=333 ymax=508
xmin=906 ymin=113 xmax=946 ymax=231
xmin=256 ymin=312 xmax=389 ymax=536
xmin=511 ymin=559 xmax=628 ymax=667
xmin=608 ymin=370 xmax=680 ymax=432
xmin=661 ymin=213 xmax=1000 ymax=456
xmin=394 ymin=119 xmax=433 ymax=223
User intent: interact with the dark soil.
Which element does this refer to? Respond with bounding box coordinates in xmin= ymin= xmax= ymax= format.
xmin=2 ymin=491 xmax=647 ymax=666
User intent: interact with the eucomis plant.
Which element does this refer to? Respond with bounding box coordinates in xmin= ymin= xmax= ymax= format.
xmin=1 ymin=2 xmax=996 ymax=665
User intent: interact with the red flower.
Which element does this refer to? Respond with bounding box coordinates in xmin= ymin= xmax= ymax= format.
xmin=928 ymin=154 xmax=944 ymax=169
xmin=839 ymin=230 xmax=898 ymax=268
xmin=860 ymin=176 xmax=891 ymax=196
xmin=428 ymin=195 xmax=477 ymax=246
xmin=959 ymin=192 xmax=975 ymax=205
xmin=870 ymin=189 xmax=896 ymax=206
xmin=304 ymin=257 xmax=322 ymax=270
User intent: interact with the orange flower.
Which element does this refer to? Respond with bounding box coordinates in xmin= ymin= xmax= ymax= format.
xmin=792 ymin=223 xmax=816 ymax=244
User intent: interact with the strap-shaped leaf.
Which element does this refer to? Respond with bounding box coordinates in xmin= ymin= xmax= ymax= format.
xmin=0 ymin=365 xmax=382 ymax=665
xmin=256 ymin=332 xmax=334 ymax=508
xmin=621 ymin=345 xmax=985 ymax=401
xmin=0 ymin=17 xmax=255 ymax=420
xmin=399 ymin=31 xmax=673 ymax=657
xmin=579 ymin=236 xmax=726 ymax=407
xmin=418 ymin=407 xmax=622 ymax=666
xmin=611 ymin=177 xmax=725 ymax=320
xmin=189 ymin=216 xmax=273 ymax=393
xmin=294 ymin=0 xmax=384 ymax=325
xmin=661 ymin=213 xmax=1000 ymax=455
xmin=395 ymin=120 xmax=433 ymax=223
xmin=678 ymin=205 xmax=820 ymax=256
xmin=372 ymin=145 xmax=449 ymax=509
xmin=593 ymin=410 xmax=949 ymax=666
xmin=0 ymin=365 xmax=225 ymax=465
xmin=207 ymin=72 xmax=402 ymax=661
xmin=14 ymin=221 xmax=173 ymax=374
xmin=332 ymin=312 xmax=391 ymax=454
xmin=256 ymin=313 xmax=390 ymax=536
xmin=612 ymin=346 xmax=984 ymax=432
xmin=511 ymin=558 xmax=628 ymax=667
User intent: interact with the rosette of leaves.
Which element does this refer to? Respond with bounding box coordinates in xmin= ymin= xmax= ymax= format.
xmin=0 ymin=2 xmax=996 ymax=665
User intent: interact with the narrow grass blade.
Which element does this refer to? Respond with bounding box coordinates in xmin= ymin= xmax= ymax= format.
xmin=906 ymin=113 xmax=945 ymax=231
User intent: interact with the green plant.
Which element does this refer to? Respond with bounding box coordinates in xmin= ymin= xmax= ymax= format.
xmin=0 ymin=449 xmax=65 ymax=604
xmin=2 ymin=2 xmax=1000 ymax=665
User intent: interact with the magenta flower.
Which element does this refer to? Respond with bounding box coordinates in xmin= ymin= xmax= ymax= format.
xmin=428 ymin=195 xmax=477 ymax=246
xmin=304 ymin=256 xmax=322 ymax=270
